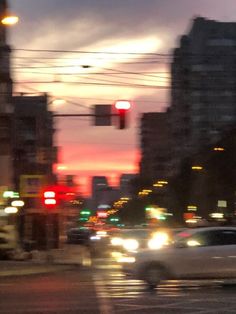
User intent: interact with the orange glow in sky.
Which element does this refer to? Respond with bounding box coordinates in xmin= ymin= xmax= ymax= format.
xmin=13 ymin=36 xmax=163 ymax=196
xmin=10 ymin=0 xmax=236 ymax=197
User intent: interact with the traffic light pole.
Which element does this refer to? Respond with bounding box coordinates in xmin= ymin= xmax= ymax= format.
xmin=53 ymin=112 xmax=128 ymax=129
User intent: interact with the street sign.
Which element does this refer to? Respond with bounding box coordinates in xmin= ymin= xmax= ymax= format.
xmin=20 ymin=175 xmax=45 ymax=197
xmin=217 ymin=200 xmax=227 ymax=207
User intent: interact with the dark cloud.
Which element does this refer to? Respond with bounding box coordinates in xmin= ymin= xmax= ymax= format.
xmin=10 ymin=0 xmax=236 ymax=50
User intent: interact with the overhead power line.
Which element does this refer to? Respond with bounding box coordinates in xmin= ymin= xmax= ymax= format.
xmin=14 ymin=48 xmax=171 ymax=56
xmin=13 ymin=48 xmax=236 ymax=58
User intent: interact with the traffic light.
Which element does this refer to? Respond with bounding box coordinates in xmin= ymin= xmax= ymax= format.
xmin=97 ymin=211 xmax=108 ymax=218
xmin=43 ymin=190 xmax=57 ymax=208
xmin=114 ymin=100 xmax=131 ymax=129
xmin=79 ymin=209 xmax=91 ymax=222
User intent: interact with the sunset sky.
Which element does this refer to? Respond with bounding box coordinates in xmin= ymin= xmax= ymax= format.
xmin=8 ymin=0 xmax=236 ymax=195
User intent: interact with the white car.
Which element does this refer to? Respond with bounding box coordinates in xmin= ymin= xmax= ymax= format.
xmin=123 ymin=226 xmax=236 ymax=289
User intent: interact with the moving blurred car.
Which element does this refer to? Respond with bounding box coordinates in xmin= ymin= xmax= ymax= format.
xmin=109 ymin=228 xmax=178 ymax=262
xmin=122 ymin=226 xmax=236 ymax=289
xmin=66 ymin=228 xmax=93 ymax=246
xmin=87 ymin=226 xmax=120 ymax=257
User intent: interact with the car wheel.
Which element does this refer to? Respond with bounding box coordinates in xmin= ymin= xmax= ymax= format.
xmin=144 ymin=265 xmax=164 ymax=289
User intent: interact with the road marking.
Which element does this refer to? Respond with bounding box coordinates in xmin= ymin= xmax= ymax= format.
xmin=93 ymin=274 xmax=115 ymax=314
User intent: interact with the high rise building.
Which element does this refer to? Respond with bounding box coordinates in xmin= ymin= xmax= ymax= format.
xmin=91 ymin=176 xmax=108 ymax=209
xmin=139 ymin=112 xmax=170 ymax=182
xmin=119 ymin=173 xmax=137 ymax=198
xmin=170 ymin=16 xmax=236 ymax=175
xmin=12 ymin=94 xmax=57 ymax=193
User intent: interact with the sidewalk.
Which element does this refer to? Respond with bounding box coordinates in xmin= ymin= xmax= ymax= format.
xmin=0 ymin=244 xmax=92 ymax=277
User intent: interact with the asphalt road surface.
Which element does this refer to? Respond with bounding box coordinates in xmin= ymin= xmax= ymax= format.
xmin=0 ymin=259 xmax=236 ymax=314
xmin=0 ymin=268 xmax=100 ymax=314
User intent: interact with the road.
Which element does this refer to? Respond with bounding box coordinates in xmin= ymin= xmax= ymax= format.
xmin=94 ymin=259 xmax=236 ymax=314
xmin=0 ymin=258 xmax=236 ymax=314
xmin=0 ymin=268 xmax=99 ymax=314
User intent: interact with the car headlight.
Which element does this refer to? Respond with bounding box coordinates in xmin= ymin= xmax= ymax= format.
xmin=96 ymin=230 xmax=107 ymax=237
xmin=148 ymin=232 xmax=169 ymax=249
xmin=117 ymin=256 xmax=136 ymax=263
xmin=187 ymin=239 xmax=200 ymax=247
xmin=110 ymin=237 xmax=123 ymax=246
xmin=90 ymin=235 xmax=101 ymax=241
xmin=123 ymin=239 xmax=139 ymax=251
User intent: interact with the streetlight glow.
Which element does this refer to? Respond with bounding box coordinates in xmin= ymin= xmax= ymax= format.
xmin=1 ymin=15 xmax=19 ymax=25
xmin=158 ymin=180 xmax=168 ymax=185
xmin=153 ymin=183 xmax=164 ymax=187
xmin=4 ymin=206 xmax=18 ymax=214
xmin=191 ymin=166 xmax=203 ymax=170
xmin=11 ymin=200 xmax=24 ymax=207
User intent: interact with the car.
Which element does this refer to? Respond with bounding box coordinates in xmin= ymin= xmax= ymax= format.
xmin=66 ymin=227 xmax=93 ymax=246
xmin=109 ymin=228 xmax=181 ymax=262
xmin=122 ymin=226 xmax=236 ymax=289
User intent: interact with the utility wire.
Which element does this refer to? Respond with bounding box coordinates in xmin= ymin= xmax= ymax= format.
xmin=13 ymin=48 xmax=236 ymax=58
xmin=14 ymin=48 xmax=172 ymax=56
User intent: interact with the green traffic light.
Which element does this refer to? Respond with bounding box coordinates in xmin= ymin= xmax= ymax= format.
xmin=80 ymin=210 xmax=91 ymax=216
xmin=79 ymin=217 xmax=88 ymax=221
xmin=110 ymin=217 xmax=119 ymax=222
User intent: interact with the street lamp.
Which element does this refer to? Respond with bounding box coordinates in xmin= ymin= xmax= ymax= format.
xmin=213 ymin=147 xmax=225 ymax=152
xmin=1 ymin=13 xmax=19 ymax=25
xmin=191 ymin=165 xmax=203 ymax=171
xmin=153 ymin=183 xmax=163 ymax=187
xmin=4 ymin=206 xmax=18 ymax=214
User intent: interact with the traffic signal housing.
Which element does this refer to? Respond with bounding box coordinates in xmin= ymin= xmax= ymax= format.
xmin=114 ymin=100 xmax=131 ymax=129
xmin=43 ymin=190 xmax=57 ymax=208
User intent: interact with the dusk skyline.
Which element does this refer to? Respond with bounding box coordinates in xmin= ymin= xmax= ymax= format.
xmin=8 ymin=0 xmax=236 ymax=195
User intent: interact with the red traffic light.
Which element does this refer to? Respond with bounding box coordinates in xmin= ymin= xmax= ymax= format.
xmin=97 ymin=211 xmax=108 ymax=218
xmin=43 ymin=190 xmax=57 ymax=207
xmin=43 ymin=191 xmax=56 ymax=198
xmin=114 ymin=100 xmax=131 ymax=110
xmin=44 ymin=198 xmax=57 ymax=205
xmin=114 ymin=100 xmax=131 ymax=129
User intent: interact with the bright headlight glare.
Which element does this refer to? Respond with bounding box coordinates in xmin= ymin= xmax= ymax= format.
xmin=117 ymin=256 xmax=136 ymax=263
xmin=148 ymin=232 xmax=169 ymax=249
xmin=187 ymin=239 xmax=200 ymax=247
xmin=123 ymin=239 xmax=139 ymax=251
xmin=111 ymin=237 xmax=123 ymax=246
xmin=96 ymin=230 xmax=107 ymax=237
xmin=148 ymin=238 xmax=163 ymax=249
xmin=90 ymin=236 xmax=101 ymax=241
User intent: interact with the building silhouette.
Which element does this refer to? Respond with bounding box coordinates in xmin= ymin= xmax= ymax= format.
xmin=12 ymin=94 xmax=57 ymax=194
xmin=0 ymin=0 xmax=13 ymax=190
xmin=119 ymin=173 xmax=137 ymax=198
xmin=91 ymin=176 xmax=108 ymax=209
xmin=170 ymin=16 xmax=236 ymax=176
xmin=139 ymin=112 xmax=170 ymax=182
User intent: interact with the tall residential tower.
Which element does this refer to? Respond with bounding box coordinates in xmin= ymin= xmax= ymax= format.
xmin=170 ymin=17 xmax=236 ymax=175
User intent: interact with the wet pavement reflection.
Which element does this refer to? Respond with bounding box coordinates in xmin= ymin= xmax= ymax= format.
xmin=94 ymin=258 xmax=236 ymax=313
